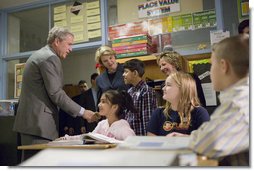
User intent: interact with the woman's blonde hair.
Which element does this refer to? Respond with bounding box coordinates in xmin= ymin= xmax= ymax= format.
xmin=95 ymin=45 xmax=116 ymax=65
xmin=156 ymin=51 xmax=183 ymax=71
xmin=163 ymin=71 xmax=200 ymax=127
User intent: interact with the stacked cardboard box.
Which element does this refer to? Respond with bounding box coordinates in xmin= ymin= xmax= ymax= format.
xmin=108 ymin=21 xmax=148 ymax=41
xmin=112 ymin=34 xmax=154 ymax=59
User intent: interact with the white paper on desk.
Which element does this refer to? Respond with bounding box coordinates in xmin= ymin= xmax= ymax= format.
xmin=118 ymin=136 xmax=190 ymax=150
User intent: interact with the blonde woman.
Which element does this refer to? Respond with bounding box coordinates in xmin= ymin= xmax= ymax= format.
xmin=95 ymin=45 xmax=129 ymax=101
xmin=157 ymin=51 xmax=206 ymax=107
xmin=147 ymin=71 xmax=210 ymax=136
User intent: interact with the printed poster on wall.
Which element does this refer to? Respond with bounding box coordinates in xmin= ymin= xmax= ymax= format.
xmin=193 ymin=10 xmax=216 ymax=29
xmin=237 ymin=0 xmax=249 ymax=20
xmin=53 ymin=0 xmax=101 ymax=44
xmin=210 ymin=30 xmax=230 ymax=45
xmin=188 ymin=59 xmax=217 ymax=106
xmin=138 ymin=0 xmax=180 ymax=18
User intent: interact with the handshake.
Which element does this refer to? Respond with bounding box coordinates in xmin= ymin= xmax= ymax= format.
xmin=82 ymin=110 xmax=101 ymax=123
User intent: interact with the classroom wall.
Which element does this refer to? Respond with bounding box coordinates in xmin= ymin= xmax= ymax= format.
xmin=61 ymin=48 xmax=98 ymax=87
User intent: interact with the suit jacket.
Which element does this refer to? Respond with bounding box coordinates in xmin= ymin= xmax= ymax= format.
xmin=96 ymin=63 xmax=129 ymax=100
xmin=59 ymin=88 xmax=98 ymax=136
xmin=13 ymin=45 xmax=81 ymax=140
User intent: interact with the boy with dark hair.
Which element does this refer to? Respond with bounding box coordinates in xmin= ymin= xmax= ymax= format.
xmin=238 ymin=19 xmax=249 ymax=34
xmin=123 ymin=59 xmax=157 ymax=135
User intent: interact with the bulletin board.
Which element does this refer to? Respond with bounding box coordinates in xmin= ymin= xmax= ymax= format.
xmin=188 ymin=58 xmax=211 ymax=83
xmin=53 ymin=0 xmax=101 ymax=44
xmin=237 ymin=0 xmax=249 ymax=20
xmin=183 ymin=53 xmax=219 ymax=112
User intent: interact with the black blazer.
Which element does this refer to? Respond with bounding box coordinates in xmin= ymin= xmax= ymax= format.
xmin=81 ymin=88 xmax=97 ymax=111
xmin=80 ymin=88 xmax=98 ymax=132
xmin=59 ymin=88 xmax=98 ymax=136
xmin=96 ymin=63 xmax=130 ymax=101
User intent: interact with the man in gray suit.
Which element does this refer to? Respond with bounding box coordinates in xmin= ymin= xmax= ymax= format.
xmin=13 ymin=27 xmax=98 ymax=160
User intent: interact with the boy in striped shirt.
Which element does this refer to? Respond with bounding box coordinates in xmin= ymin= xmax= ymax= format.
xmin=189 ymin=34 xmax=249 ymax=166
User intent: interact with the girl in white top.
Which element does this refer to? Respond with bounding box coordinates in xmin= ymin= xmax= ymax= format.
xmin=92 ymin=89 xmax=136 ymax=140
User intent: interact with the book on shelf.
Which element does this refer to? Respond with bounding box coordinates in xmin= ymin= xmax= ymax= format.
xmin=48 ymin=132 xmax=123 ymax=145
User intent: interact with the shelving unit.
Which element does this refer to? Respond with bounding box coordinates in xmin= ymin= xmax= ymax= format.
xmin=116 ymin=55 xmax=157 ymax=63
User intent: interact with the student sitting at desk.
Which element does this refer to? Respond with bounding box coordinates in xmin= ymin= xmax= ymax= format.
xmin=92 ymin=89 xmax=136 ymax=140
xmin=59 ymin=89 xmax=136 ymax=141
xmin=168 ymin=35 xmax=249 ymax=166
xmin=147 ymin=71 xmax=210 ymax=136
xmin=123 ymin=59 xmax=157 ymax=136
xmin=157 ymin=51 xmax=206 ymax=108
xmin=187 ymin=35 xmax=249 ymax=166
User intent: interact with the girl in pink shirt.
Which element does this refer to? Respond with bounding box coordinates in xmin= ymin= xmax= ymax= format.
xmin=92 ymin=90 xmax=136 ymax=140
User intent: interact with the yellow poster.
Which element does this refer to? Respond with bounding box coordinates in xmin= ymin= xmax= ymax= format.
xmin=86 ymin=1 xmax=100 ymax=9
xmin=73 ymin=33 xmax=84 ymax=42
xmin=87 ymin=15 xmax=101 ymax=23
xmin=87 ymin=8 xmax=100 ymax=16
xmin=87 ymin=22 xmax=101 ymax=30
xmin=71 ymin=15 xmax=84 ymax=23
xmin=54 ymin=20 xmax=67 ymax=27
xmin=54 ymin=5 xmax=66 ymax=14
xmin=88 ymin=29 xmax=101 ymax=38
xmin=71 ymin=25 xmax=84 ymax=32
xmin=54 ymin=13 xmax=66 ymax=21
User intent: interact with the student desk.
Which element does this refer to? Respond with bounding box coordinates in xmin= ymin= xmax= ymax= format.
xmin=18 ymin=143 xmax=218 ymax=166
xmin=18 ymin=143 xmax=116 ymax=150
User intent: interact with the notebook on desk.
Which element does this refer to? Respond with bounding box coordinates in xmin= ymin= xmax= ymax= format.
xmin=118 ymin=136 xmax=191 ymax=150
xmin=48 ymin=132 xmax=123 ymax=146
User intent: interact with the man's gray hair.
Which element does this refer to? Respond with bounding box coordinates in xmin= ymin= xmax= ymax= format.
xmin=47 ymin=26 xmax=74 ymax=45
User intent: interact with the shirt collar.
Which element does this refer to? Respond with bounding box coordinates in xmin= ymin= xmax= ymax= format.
xmin=133 ymin=80 xmax=145 ymax=91
xmin=219 ymin=76 xmax=249 ymax=102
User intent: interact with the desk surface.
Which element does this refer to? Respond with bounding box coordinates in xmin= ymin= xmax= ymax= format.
xmin=20 ymin=148 xmax=178 ymax=166
xmin=18 ymin=143 xmax=218 ymax=166
xmin=18 ymin=143 xmax=116 ymax=150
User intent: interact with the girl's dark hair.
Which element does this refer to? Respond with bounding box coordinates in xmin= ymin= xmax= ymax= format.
xmin=102 ymin=89 xmax=136 ymax=119
xmin=238 ymin=19 xmax=249 ymax=34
